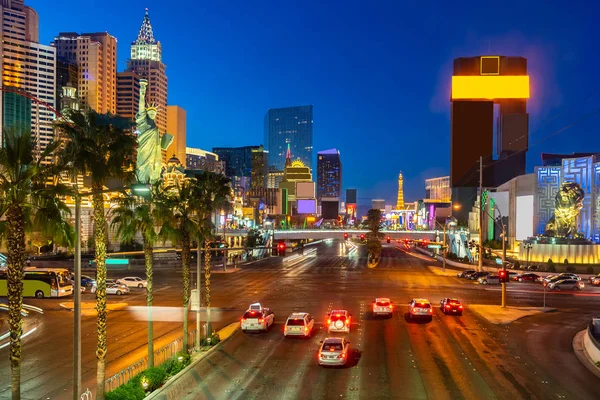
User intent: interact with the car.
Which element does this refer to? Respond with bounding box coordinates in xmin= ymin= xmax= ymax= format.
xmin=590 ymin=276 xmax=600 ymax=286
xmin=284 ymin=312 xmax=314 ymax=337
xmin=527 ymin=265 xmax=539 ymax=271
xmin=116 ymin=276 xmax=148 ymax=288
xmin=101 ymin=283 xmax=130 ymax=295
xmin=508 ymin=271 xmax=519 ymax=279
xmin=588 ymin=274 xmax=600 ymax=284
xmin=543 ymin=273 xmax=581 ymax=286
xmin=318 ymin=337 xmax=350 ymax=366
xmin=548 ymin=279 xmax=584 ymax=291
xmin=513 ymin=273 xmax=540 ymax=282
xmin=457 ymin=269 xmax=476 ymax=278
xmin=71 ymin=274 xmax=96 ymax=288
xmin=440 ymin=298 xmax=463 ymax=315
xmin=241 ymin=307 xmax=274 ymax=332
xmin=478 ymin=275 xmax=500 ymax=285
xmin=372 ymin=298 xmax=393 ymax=317
xmin=326 ymin=310 xmax=351 ymax=333
xmin=408 ymin=299 xmax=433 ymax=321
xmin=469 ymin=271 xmax=489 ymax=280
xmin=90 ymin=280 xmax=128 ymax=293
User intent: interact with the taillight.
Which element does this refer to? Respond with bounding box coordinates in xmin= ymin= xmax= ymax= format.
xmin=241 ymin=318 xmax=246 ymax=323
xmin=338 ymin=353 xmax=346 ymax=359
xmin=284 ymin=326 xmax=287 ymax=332
xmin=459 ymin=305 xmax=463 ymax=309
xmin=304 ymin=326 xmax=308 ymax=332
xmin=327 ymin=319 xmax=331 ymax=324
xmin=259 ymin=318 xmax=264 ymax=323
xmin=318 ymin=353 xmax=323 ymax=358
xmin=445 ymin=305 xmax=451 ymax=309
xmin=429 ymin=308 xmax=433 ymax=314
xmin=346 ymin=318 xmax=350 ymax=324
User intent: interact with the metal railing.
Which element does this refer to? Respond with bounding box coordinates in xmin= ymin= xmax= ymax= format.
xmin=104 ymin=329 xmax=197 ymax=392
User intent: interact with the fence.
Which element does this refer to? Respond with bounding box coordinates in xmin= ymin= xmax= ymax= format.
xmin=104 ymin=329 xmax=197 ymax=392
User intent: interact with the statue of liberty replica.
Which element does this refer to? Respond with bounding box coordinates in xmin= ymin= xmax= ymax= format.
xmin=136 ymin=79 xmax=173 ymax=183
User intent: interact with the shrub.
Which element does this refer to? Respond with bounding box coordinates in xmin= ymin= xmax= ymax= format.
xmin=462 ymin=256 xmax=470 ymax=264
xmin=563 ymin=258 xmax=569 ymax=265
xmin=513 ymin=260 xmax=521 ymax=269
xmin=105 ymin=383 xmax=145 ymax=400
xmin=548 ymin=264 xmax=556 ymax=272
xmin=587 ymin=266 xmax=594 ymax=274
xmin=565 ymin=265 xmax=575 ymax=273
xmin=140 ymin=366 xmax=167 ymax=392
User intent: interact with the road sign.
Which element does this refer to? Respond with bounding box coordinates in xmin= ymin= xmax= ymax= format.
xmin=428 ymin=244 xmax=441 ymax=249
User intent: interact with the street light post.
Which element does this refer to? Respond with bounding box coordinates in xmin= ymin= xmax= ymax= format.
xmin=72 ymin=194 xmax=81 ymax=400
xmin=196 ymin=239 xmax=201 ymax=349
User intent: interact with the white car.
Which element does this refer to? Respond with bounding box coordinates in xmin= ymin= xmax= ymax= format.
xmin=408 ymin=298 xmax=433 ymax=321
xmin=318 ymin=337 xmax=351 ymax=366
xmin=241 ymin=308 xmax=275 ymax=332
xmin=116 ymin=277 xmax=147 ymax=288
xmin=284 ymin=312 xmax=314 ymax=338
xmin=372 ymin=298 xmax=393 ymax=317
xmin=326 ymin=310 xmax=351 ymax=333
xmin=90 ymin=281 xmax=129 ymax=294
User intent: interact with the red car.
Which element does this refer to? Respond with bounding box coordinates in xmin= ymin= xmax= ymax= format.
xmin=513 ymin=273 xmax=540 ymax=282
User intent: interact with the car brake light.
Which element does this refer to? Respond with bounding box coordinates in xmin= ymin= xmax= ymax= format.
xmin=346 ymin=318 xmax=350 ymax=324
xmin=338 ymin=353 xmax=345 ymax=359
xmin=241 ymin=318 xmax=246 ymax=323
xmin=336 ymin=314 xmax=340 ymax=317
xmin=459 ymin=305 xmax=463 ymax=309
xmin=318 ymin=353 xmax=323 ymax=358
xmin=304 ymin=326 xmax=308 ymax=332
xmin=429 ymin=308 xmax=433 ymax=314
xmin=284 ymin=326 xmax=287 ymax=332
xmin=259 ymin=318 xmax=264 ymax=323
xmin=445 ymin=305 xmax=451 ymax=309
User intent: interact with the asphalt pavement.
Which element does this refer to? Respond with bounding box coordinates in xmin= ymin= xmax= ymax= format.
xmin=1 ymin=240 xmax=599 ymax=399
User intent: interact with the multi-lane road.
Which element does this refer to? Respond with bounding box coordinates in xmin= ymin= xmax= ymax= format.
xmin=1 ymin=240 xmax=599 ymax=399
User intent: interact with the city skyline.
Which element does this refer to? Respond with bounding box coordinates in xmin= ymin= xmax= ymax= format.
xmin=32 ymin=0 xmax=600 ymax=205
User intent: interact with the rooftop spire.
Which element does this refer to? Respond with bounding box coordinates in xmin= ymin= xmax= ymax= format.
xmin=135 ymin=8 xmax=156 ymax=44
xmin=285 ymin=143 xmax=292 ymax=167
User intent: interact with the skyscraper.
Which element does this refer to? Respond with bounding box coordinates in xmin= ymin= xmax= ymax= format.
xmin=317 ymin=149 xmax=342 ymax=201
xmin=450 ymin=55 xmax=529 ymax=219
xmin=1 ymin=0 xmax=56 ymax=151
xmin=264 ymin=105 xmax=313 ymax=171
xmin=116 ymin=70 xmax=141 ymax=122
xmin=213 ymin=146 xmax=260 ymax=178
xmin=53 ymin=31 xmax=117 ymax=114
xmin=251 ymin=145 xmax=269 ymax=190
xmin=126 ymin=9 xmax=167 ymax=135
xmin=396 ymin=172 xmax=404 ymax=209
xmin=166 ymin=105 xmax=186 ymax=167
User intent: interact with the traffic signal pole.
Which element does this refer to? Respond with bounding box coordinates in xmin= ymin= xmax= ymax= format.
xmin=501 ymin=223 xmax=507 ymax=308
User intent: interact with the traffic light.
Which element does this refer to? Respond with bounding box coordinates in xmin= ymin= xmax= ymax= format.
xmin=498 ymin=269 xmax=508 ymax=283
xmin=277 ymin=242 xmax=286 ymax=256
xmin=386 ymin=236 xmax=391 ymax=243
xmin=344 ymin=233 xmax=349 ymax=240
xmin=360 ymin=234 xmax=365 ymax=241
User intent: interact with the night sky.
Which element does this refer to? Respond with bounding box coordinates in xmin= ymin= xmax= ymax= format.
xmin=34 ymin=0 xmax=600 ymax=210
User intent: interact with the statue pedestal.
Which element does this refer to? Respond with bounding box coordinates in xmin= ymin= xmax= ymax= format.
xmin=520 ymin=237 xmax=600 ymax=264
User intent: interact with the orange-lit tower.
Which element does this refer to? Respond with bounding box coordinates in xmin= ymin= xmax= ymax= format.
xmin=396 ymin=172 xmax=404 ymax=210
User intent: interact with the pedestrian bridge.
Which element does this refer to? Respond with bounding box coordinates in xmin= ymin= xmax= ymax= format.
xmin=271 ymin=230 xmax=439 ymax=241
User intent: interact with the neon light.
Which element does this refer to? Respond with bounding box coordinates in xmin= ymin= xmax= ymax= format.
xmin=452 ymin=76 xmax=530 ymax=100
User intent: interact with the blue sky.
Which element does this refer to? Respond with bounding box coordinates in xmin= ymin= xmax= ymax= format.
xmin=33 ymin=0 xmax=600 ymax=208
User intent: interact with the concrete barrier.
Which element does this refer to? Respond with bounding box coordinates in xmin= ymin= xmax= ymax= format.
xmin=584 ymin=318 xmax=600 ymax=363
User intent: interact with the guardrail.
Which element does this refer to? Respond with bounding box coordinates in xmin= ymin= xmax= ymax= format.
xmin=104 ymin=329 xmax=197 ymax=392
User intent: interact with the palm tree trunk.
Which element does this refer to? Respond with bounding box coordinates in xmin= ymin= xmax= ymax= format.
xmin=204 ymin=239 xmax=212 ymax=336
xmin=181 ymin=231 xmax=191 ymax=353
xmin=143 ymin=240 xmax=154 ymax=368
xmin=6 ymin=204 xmax=25 ymax=400
xmin=92 ymin=191 xmax=108 ymax=400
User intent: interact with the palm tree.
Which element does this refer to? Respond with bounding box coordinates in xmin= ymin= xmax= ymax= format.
xmin=158 ymin=178 xmax=202 ymax=353
xmin=109 ymin=181 xmax=162 ymax=367
xmin=55 ymin=110 xmax=136 ymax=399
xmin=192 ymin=172 xmax=231 ymax=336
xmin=365 ymin=208 xmax=383 ymax=262
xmin=0 ymin=127 xmax=73 ymax=400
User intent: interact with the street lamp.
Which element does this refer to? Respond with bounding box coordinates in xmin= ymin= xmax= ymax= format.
xmin=524 ymin=241 xmax=533 ymax=270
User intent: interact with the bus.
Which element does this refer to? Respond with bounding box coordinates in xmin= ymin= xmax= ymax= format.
xmin=0 ymin=268 xmax=72 ymax=298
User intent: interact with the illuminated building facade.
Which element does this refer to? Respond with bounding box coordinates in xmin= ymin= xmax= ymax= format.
xmin=116 ymin=70 xmax=141 ymax=122
xmin=425 ymin=176 xmax=451 ymax=203
xmin=450 ymin=55 xmax=529 ymax=220
xmin=186 ymin=147 xmax=224 ymax=175
xmin=317 ymin=149 xmax=342 ymax=201
xmin=251 ymin=145 xmax=269 ymax=190
xmin=396 ymin=172 xmax=405 ymax=209
xmin=280 ymin=146 xmax=316 ymax=215
xmin=213 ymin=146 xmax=259 ymax=178
xmin=53 ymin=32 xmax=117 ymax=114
xmin=126 ymin=9 xmax=167 ymax=135
xmin=267 ymin=167 xmax=284 ymax=189
xmin=1 ymin=0 xmax=56 ymax=151
xmin=166 ymin=105 xmax=186 ymax=167
xmin=264 ymin=105 xmax=313 ymax=171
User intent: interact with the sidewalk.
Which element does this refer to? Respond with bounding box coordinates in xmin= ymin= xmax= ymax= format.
xmin=573 ymin=330 xmax=600 ymax=379
xmin=427 ymin=265 xmax=459 ymax=277
xmin=469 ymin=305 xmax=555 ymax=325
xmin=59 ymin=301 xmax=127 ymax=316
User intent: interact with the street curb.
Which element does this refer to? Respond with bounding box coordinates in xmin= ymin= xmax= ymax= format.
xmin=145 ymin=322 xmax=241 ymax=400
xmin=573 ymin=330 xmax=600 ymax=379
xmin=468 ymin=306 xmax=557 ymax=325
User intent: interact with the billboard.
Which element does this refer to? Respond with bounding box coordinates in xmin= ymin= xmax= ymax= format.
xmin=296 ymin=182 xmax=315 ymax=198
xmin=516 ymin=195 xmax=534 ymax=241
xmin=451 ymin=75 xmax=530 ymax=100
xmin=346 ymin=203 xmax=356 ymax=218
xmin=321 ymin=201 xmax=339 ymax=220
xmin=297 ymin=199 xmax=316 ymax=214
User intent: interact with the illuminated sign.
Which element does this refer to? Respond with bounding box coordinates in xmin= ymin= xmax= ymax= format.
xmin=451 ymin=76 xmax=530 ymax=100
xmin=480 ymin=56 xmax=500 ymax=75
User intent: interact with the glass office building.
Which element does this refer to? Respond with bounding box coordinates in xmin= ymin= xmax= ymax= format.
xmin=264 ymin=105 xmax=313 ymax=171
xmin=317 ymin=148 xmax=342 ymax=201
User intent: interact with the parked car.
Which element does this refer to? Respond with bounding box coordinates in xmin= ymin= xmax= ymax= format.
xmin=513 ymin=273 xmax=540 ymax=282
xmin=588 ymin=274 xmax=600 ymax=284
xmin=478 ymin=275 xmax=500 ymax=285
xmin=527 ymin=265 xmax=539 ymax=271
xmin=116 ymin=276 xmax=148 ymax=288
xmin=71 ymin=273 xmax=96 ymax=288
xmin=590 ymin=276 xmax=600 ymax=286
xmin=457 ymin=270 xmax=476 ymax=278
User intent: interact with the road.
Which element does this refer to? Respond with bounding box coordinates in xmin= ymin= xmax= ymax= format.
xmin=0 ymin=240 xmax=599 ymax=399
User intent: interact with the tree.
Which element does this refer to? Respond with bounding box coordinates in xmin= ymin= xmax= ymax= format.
xmin=56 ymin=110 xmax=136 ymax=399
xmin=365 ymin=209 xmax=383 ymax=261
xmin=0 ymin=127 xmax=73 ymax=400
xmin=158 ymin=178 xmax=202 ymax=353
xmin=110 ymin=181 xmax=162 ymax=367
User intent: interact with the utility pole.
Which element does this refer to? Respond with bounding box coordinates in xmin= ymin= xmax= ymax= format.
xmin=478 ymin=156 xmax=484 ymax=272
xmin=442 ymin=223 xmax=447 ymax=272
